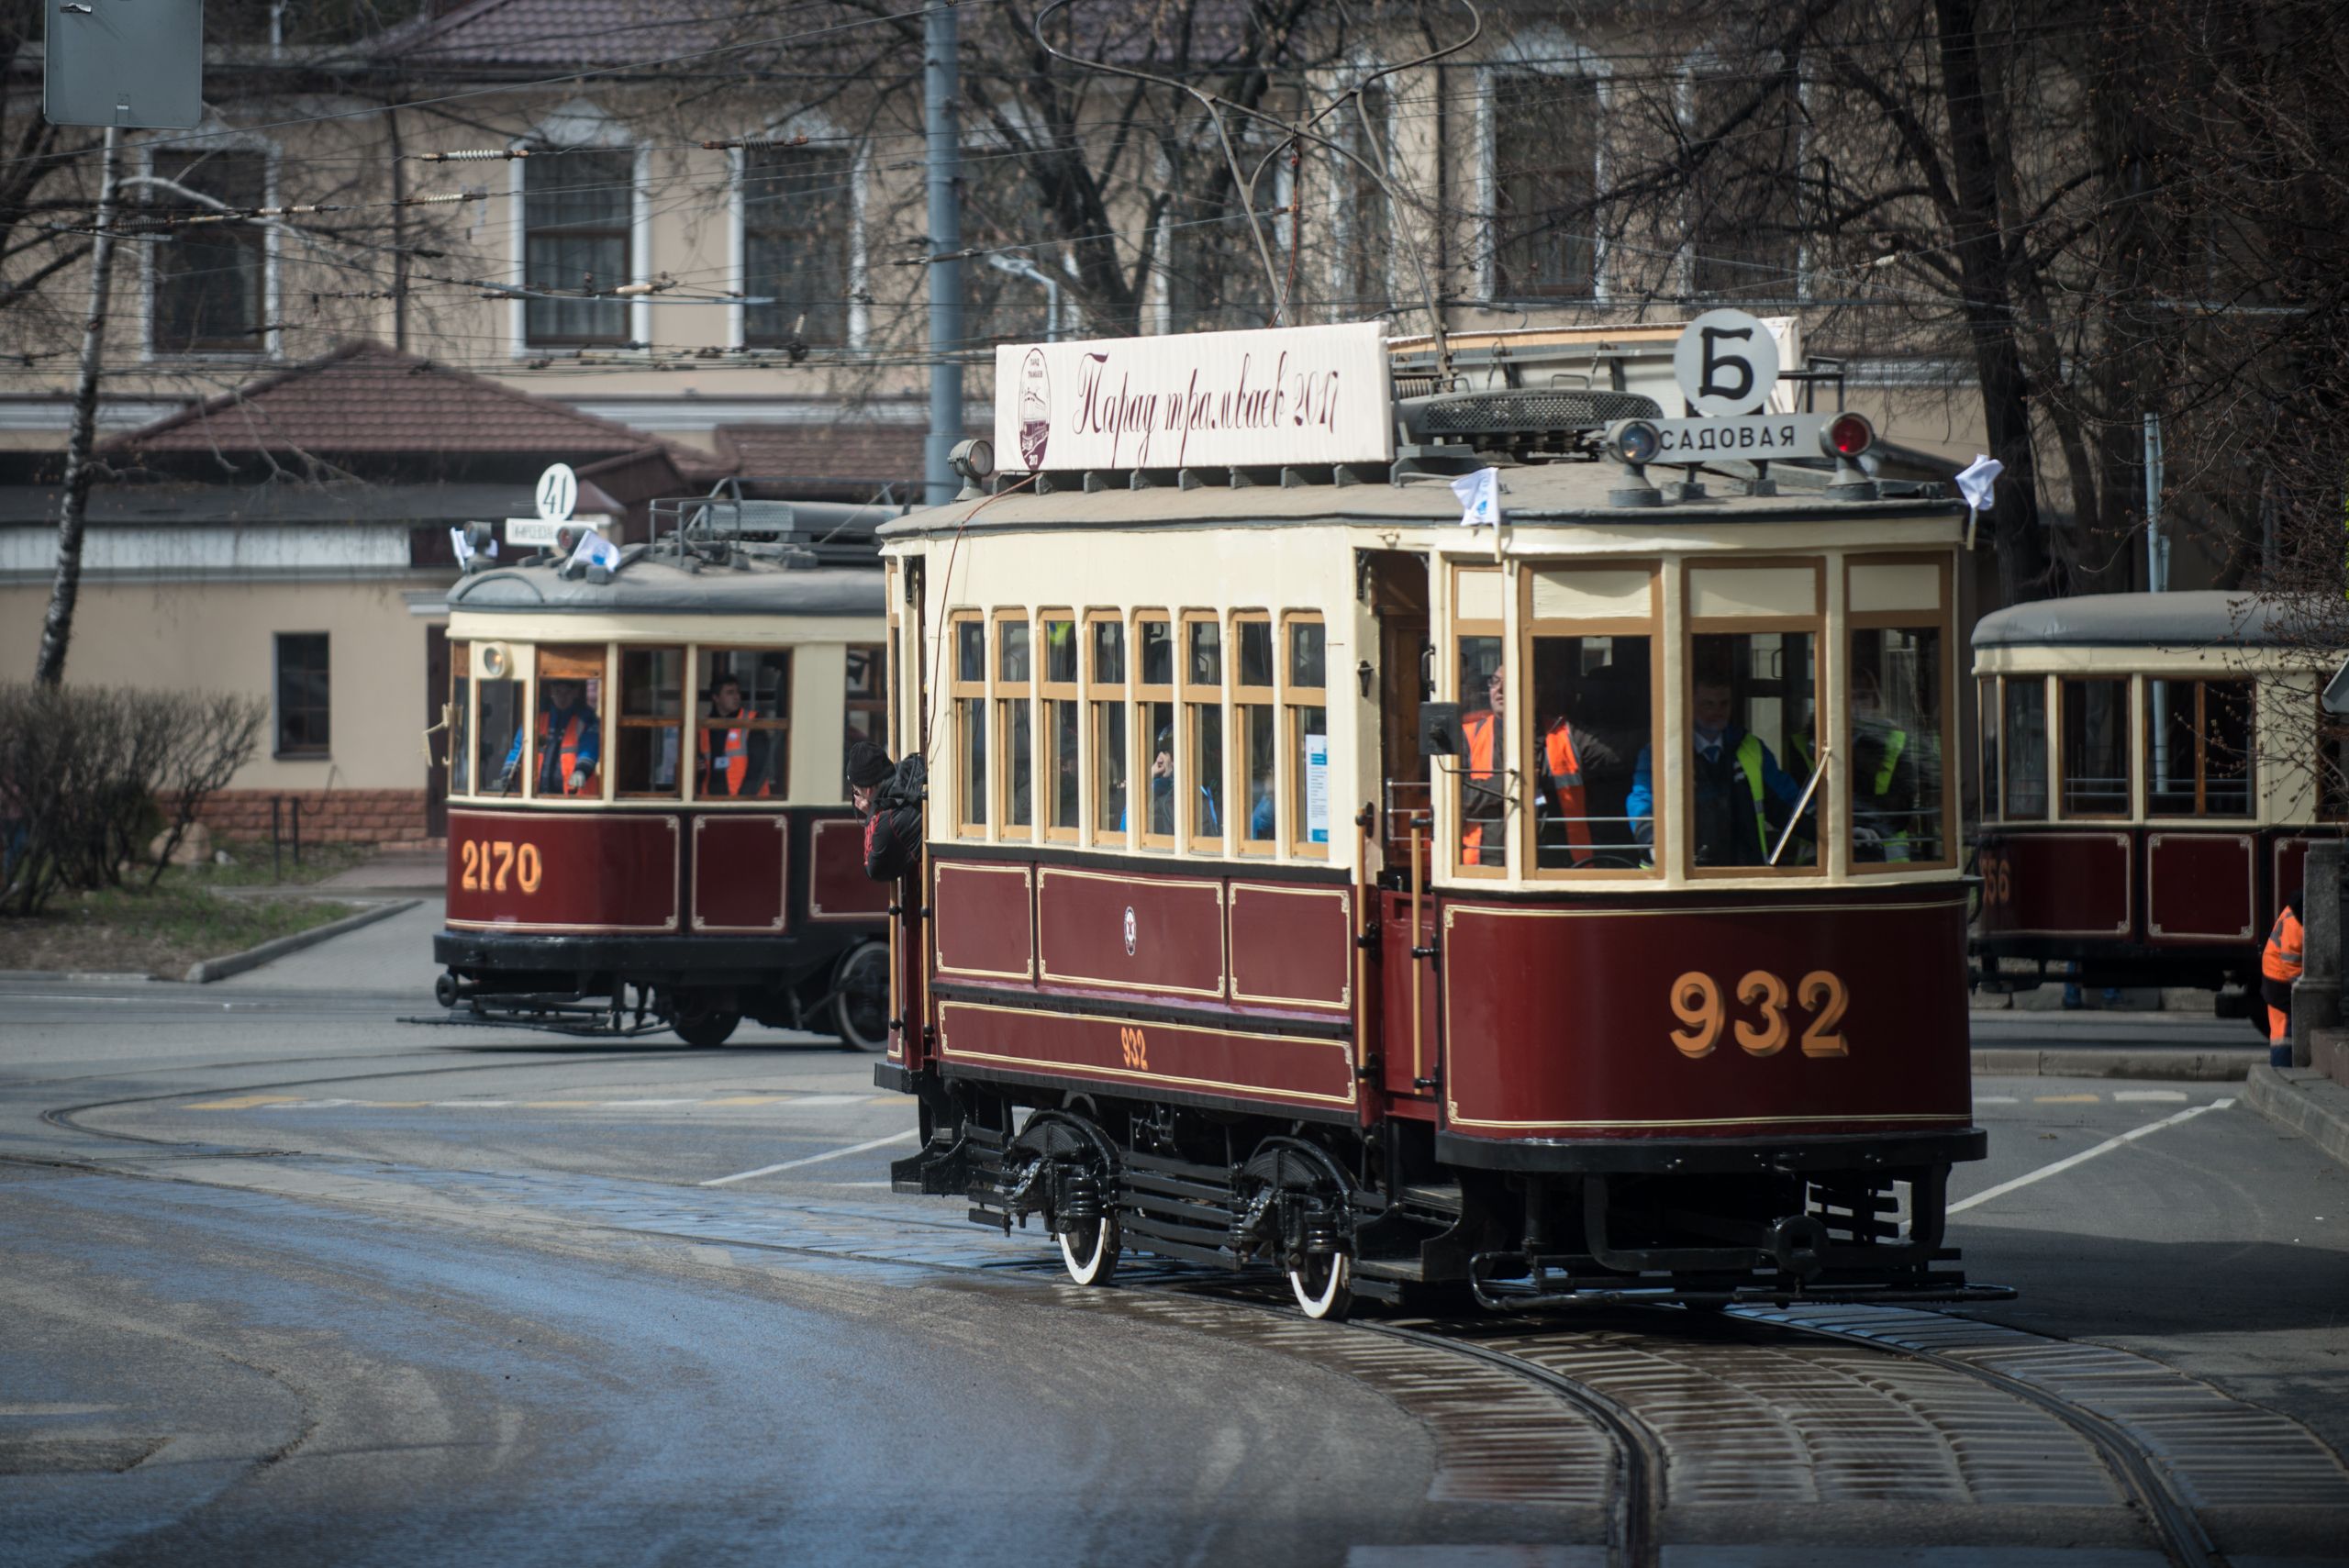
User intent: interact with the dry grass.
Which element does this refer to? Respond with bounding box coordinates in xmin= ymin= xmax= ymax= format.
xmin=0 ymin=885 xmax=360 ymax=979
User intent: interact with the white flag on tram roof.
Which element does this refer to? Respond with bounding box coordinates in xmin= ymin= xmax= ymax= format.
xmin=569 ymin=528 xmax=621 ymax=572
xmin=1955 ymin=455 xmax=2003 ymax=513
xmin=1452 ymin=465 xmax=1502 ymax=528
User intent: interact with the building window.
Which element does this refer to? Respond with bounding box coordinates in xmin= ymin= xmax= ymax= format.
xmin=2146 ymin=679 xmax=2253 ymax=817
xmin=1493 ymin=71 xmax=1601 ymax=300
xmin=1087 ymin=615 xmax=1128 ymax=845
xmin=1182 ymin=613 xmax=1225 ymax=852
xmin=742 ymin=140 xmax=850 ymax=349
xmin=963 ymin=138 xmax=1056 ymax=346
xmin=1685 ymin=64 xmax=1804 ymax=301
xmin=274 ymin=633 xmax=329 ymax=757
xmin=1338 ymin=83 xmax=1395 ymax=316
xmin=1041 ymin=613 xmax=1080 ymax=841
xmin=1234 ymin=613 xmax=1277 ymax=853
xmin=150 ymin=150 xmax=268 ymax=355
xmin=523 ymin=148 xmax=635 ymax=346
xmin=996 ymin=613 xmax=1033 ymax=839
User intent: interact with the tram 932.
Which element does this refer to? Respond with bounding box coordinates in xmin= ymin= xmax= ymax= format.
xmin=874 ymin=321 xmax=2005 ymax=1318
xmin=430 ymin=492 xmax=898 ymax=1049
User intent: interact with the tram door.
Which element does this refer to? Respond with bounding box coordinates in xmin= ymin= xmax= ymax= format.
xmin=892 ymin=555 xmax=931 ymax=1070
xmin=1364 ymin=550 xmax=1441 ymax=1106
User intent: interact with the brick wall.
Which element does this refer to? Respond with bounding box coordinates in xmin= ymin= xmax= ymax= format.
xmin=167 ymin=789 xmax=431 ymax=845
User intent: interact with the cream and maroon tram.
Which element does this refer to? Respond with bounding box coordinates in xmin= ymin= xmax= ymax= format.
xmin=1970 ymin=591 xmax=2342 ymax=1018
xmin=430 ymin=499 xmax=896 ymax=1047
xmin=875 ymin=322 xmax=1995 ymax=1316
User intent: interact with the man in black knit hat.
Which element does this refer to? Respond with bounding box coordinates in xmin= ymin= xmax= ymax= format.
xmin=848 ymin=740 xmax=923 ymax=881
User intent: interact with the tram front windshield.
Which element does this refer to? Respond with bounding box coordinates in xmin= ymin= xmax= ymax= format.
xmin=1677 ymin=632 xmax=1820 ymax=869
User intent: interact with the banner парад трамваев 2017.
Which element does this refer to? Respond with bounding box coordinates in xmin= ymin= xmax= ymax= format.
xmin=995 ymin=322 xmax=1396 ymax=474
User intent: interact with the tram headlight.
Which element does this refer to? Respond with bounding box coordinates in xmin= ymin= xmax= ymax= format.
xmin=949 ymin=438 xmax=996 ymax=483
xmin=477 ymin=643 xmax=510 ymax=679
xmin=1608 ymin=419 xmax=1662 ymax=467
xmin=1822 ymin=413 xmax=1875 ymax=460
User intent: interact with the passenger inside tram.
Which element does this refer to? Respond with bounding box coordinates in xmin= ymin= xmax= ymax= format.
xmin=1627 ymin=645 xmax=1815 ymax=867
xmin=1529 ymin=637 xmax=1644 ymax=868
xmin=698 ymin=673 xmax=772 ymax=798
xmin=1459 ymin=663 xmax=1507 ymax=866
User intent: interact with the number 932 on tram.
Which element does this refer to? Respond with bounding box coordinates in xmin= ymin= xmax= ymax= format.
xmin=429 ymin=495 xmax=898 ymax=1050
xmin=874 ymin=322 xmax=2002 ymax=1318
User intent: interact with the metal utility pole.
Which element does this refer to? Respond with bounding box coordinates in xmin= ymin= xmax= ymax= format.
xmin=922 ymin=2 xmax=963 ymax=508
xmin=35 ymin=127 xmax=121 ymax=687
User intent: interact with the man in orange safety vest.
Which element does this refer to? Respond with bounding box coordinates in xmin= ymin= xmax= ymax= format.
xmin=698 ymin=673 xmax=772 ymax=798
xmin=1460 ymin=669 xmax=1507 ymax=866
xmin=2263 ymin=888 xmax=2304 ymax=1068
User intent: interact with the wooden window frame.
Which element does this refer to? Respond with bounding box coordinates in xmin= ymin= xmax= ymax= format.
xmin=1518 ymin=560 xmax=1663 ymax=881
xmin=994 ymin=610 xmax=1035 ymax=842
xmin=1133 ymin=610 xmax=1177 ymax=852
xmin=1680 ymin=557 xmax=1827 ymax=879
xmin=1282 ymin=611 xmax=1331 ymax=862
xmin=2143 ymin=676 xmax=2256 ymax=822
xmin=614 ymin=643 xmax=687 ymax=801
xmin=1038 ymin=610 xmax=1080 ymax=844
xmin=1085 ymin=610 xmax=1130 ymax=850
xmin=950 ymin=613 xmax=988 ymax=837
xmin=2057 ymin=674 xmax=2133 ymax=822
xmin=1998 ymin=674 xmax=2054 ymax=823
xmin=523 ymin=642 xmax=614 ymax=806
xmin=1843 ymin=553 xmax=1957 ymax=874
xmin=1231 ymin=610 xmax=1278 ymax=858
xmin=1180 ymin=610 xmax=1227 ymax=857
xmin=685 ymin=645 xmax=793 ymax=806
xmin=462 ymin=643 xmax=530 ymax=805
xmin=1451 ymin=567 xmax=1508 ymax=879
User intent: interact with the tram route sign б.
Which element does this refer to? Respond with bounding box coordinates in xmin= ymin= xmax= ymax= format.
xmin=1673 ymin=308 xmax=1783 ymax=417
xmin=995 ymin=321 xmax=1393 ymax=473
xmin=45 ymin=0 xmax=203 ymax=129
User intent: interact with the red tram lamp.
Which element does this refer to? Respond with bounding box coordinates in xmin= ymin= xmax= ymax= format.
xmin=1603 ymin=418 xmax=1667 ymax=507
xmin=1821 ymin=412 xmax=1878 ymax=501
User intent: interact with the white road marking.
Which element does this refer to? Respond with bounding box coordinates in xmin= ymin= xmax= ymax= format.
xmin=592 ymin=1099 xmax=704 ymax=1108
xmin=777 ymin=1094 xmax=872 ymax=1107
xmin=2112 ymin=1089 xmax=2189 ymax=1102
xmin=1950 ymin=1099 xmax=2233 ymax=1216
xmin=698 ymin=1129 xmax=919 ymax=1187
xmin=1975 ymin=1095 xmax=2021 ymax=1104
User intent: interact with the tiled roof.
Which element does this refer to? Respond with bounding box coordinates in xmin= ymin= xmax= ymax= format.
xmin=717 ymin=422 xmax=929 ymax=490
xmin=106 ymin=340 xmax=696 ymax=460
xmin=372 ymin=0 xmax=738 ymax=69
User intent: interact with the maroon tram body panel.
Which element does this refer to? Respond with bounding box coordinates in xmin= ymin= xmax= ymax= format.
xmin=445 ymin=808 xmax=679 ymax=932
xmin=1978 ymin=831 xmax=2131 ymax=940
xmin=936 ymin=997 xmax=1357 ymax=1113
xmin=808 ymin=817 xmax=892 ymax=919
xmin=2144 ymin=833 xmax=2256 ymax=945
xmin=1038 ymin=865 xmax=1227 ymax=999
xmin=1438 ymin=893 xmax=1974 ymax=1142
xmin=932 ymin=861 xmax=1035 ymax=981
xmin=691 ymin=816 xmax=790 ymax=933
xmin=1228 ymin=882 xmax=1353 ymax=1013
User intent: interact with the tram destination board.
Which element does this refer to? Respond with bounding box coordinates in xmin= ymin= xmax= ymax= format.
xmin=1628 ymin=412 xmax=1838 ymax=462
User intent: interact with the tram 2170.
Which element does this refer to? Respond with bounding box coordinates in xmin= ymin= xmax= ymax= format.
xmin=874 ymin=320 xmax=2000 ymax=1318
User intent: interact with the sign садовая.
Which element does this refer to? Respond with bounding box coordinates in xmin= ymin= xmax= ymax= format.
xmin=995 ymin=321 xmax=1393 ymax=473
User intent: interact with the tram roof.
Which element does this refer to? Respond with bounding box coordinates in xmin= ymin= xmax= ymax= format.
xmin=876 ymin=462 xmax=1959 ymax=538
xmin=1971 ymin=591 xmax=2318 ymax=651
xmin=446 ymin=554 xmax=881 ymax=618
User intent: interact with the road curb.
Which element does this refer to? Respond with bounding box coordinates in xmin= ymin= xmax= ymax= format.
xmin=2242 ymin=1064 xmax=2349 ymax=1166
xmin=1970 ymin=1047 xmax=2258 ymax=1080
xmin=184 ymin=898 xmax=420 ymax=984
xmin=0 ymin=969 xmax=156 ymax=984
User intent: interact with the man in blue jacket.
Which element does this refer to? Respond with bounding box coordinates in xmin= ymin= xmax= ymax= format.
xmin=1626 ymin=673 xmax=1811 ymax=867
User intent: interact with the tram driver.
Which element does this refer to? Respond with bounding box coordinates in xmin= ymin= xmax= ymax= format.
xmin=500 ymin=676 xmax=601 ymax=797
xmin=1626 ymin=669 xmax=1812 ymax=867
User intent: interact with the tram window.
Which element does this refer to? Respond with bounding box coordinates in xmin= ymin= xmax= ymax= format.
xmin=1235 ymin=613 xmax=1276 ymax=851
xmin=695 ymin=649 xmax=790 ymax=801
xmin=476 ymin=657 xmax=523 ymax=798
xmin=1286 ymin=617 xmax=1330 ymax=857
xmin=1041 ymin=613 xmax=1079 ymax=841
xmin=1456 ymin=634 xmax=1506 ymax=868
xmin=997 ymin=614 xmax=1033 ymax=838
xmin=1089 ymin=617 xmax=1128 ymax=843
xmin=2002 ymin=678 xmax=2050 ymax=820
xmin=2147 ymin=679 xmax=2253 ymax=817
xmin=1848 ymin=628 xmax=1945 ymax=864
xmin=519 ymin=645 xmax=606 ymax=800
xmin=449 ymin=645 xmax=471 ymax=795
xmin=1977 ymin=678 xmax=1998 ymax=818
xmin=2061 ymin=678 xmax=2129 ymax=817
xmin=1184 ymin=615 xmax=1225 ymax=851
xmin=842 ymin=643 xmax=886 ymax=765
xmin=1672 ymin=633 xmax=1819 ymax=870
xmin=1528 ymin=633 xmax=1649 ymax=869
xmin=1137 ymin=615 xmax=1176 ymax=848
xmin=616 ymin=646 xmax=685 ymax=799
xmin=952 ymin=616 xmax=986 ymax=833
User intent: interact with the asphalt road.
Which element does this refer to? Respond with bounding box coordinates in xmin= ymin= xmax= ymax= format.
xmin=3 ymin=903 xmax=2344 ymax=1564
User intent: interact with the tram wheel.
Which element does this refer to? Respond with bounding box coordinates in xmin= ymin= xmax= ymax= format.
xmin=670 ymin=995 xmax=740 ymax=1049
xmin=829 ymin=941 xmax=890 ymax=1051
xmin=1058 ymin=1212 xmax=1122 ymax=1287
xmin=1287 ymin=1249 xmax=1353 ymax=1321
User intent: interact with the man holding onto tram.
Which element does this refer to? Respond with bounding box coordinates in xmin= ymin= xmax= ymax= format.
xmin=499 ymin=676 xmax=600 ymax=797
xmin=1626 ymin=670 xmax=1813 ymax=867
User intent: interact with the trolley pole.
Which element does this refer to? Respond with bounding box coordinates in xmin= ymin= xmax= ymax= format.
xmin=922 ymin=1 xmax=963 ymax=508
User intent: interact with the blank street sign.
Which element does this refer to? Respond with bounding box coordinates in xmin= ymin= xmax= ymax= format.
xmin=45 ymin=0 xmax=203 ymax=129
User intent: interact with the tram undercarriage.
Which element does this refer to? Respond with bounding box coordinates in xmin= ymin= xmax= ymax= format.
xmin=885 ymin=1074 xmax=2003 ymax=1318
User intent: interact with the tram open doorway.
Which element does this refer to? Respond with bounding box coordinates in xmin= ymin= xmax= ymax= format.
xmin=1361 ymin=549 xmax=1440 ymax=1107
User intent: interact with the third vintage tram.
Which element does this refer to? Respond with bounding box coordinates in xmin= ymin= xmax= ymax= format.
xmin=874 ymin=319 xmax=1998 ymax=1317
xmin=431 ymin=491 xmax=896 ymax=1047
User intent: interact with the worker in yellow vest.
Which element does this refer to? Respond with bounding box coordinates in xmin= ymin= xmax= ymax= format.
xmin=2263 ymin=888 xmax=2304 ymax=1068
